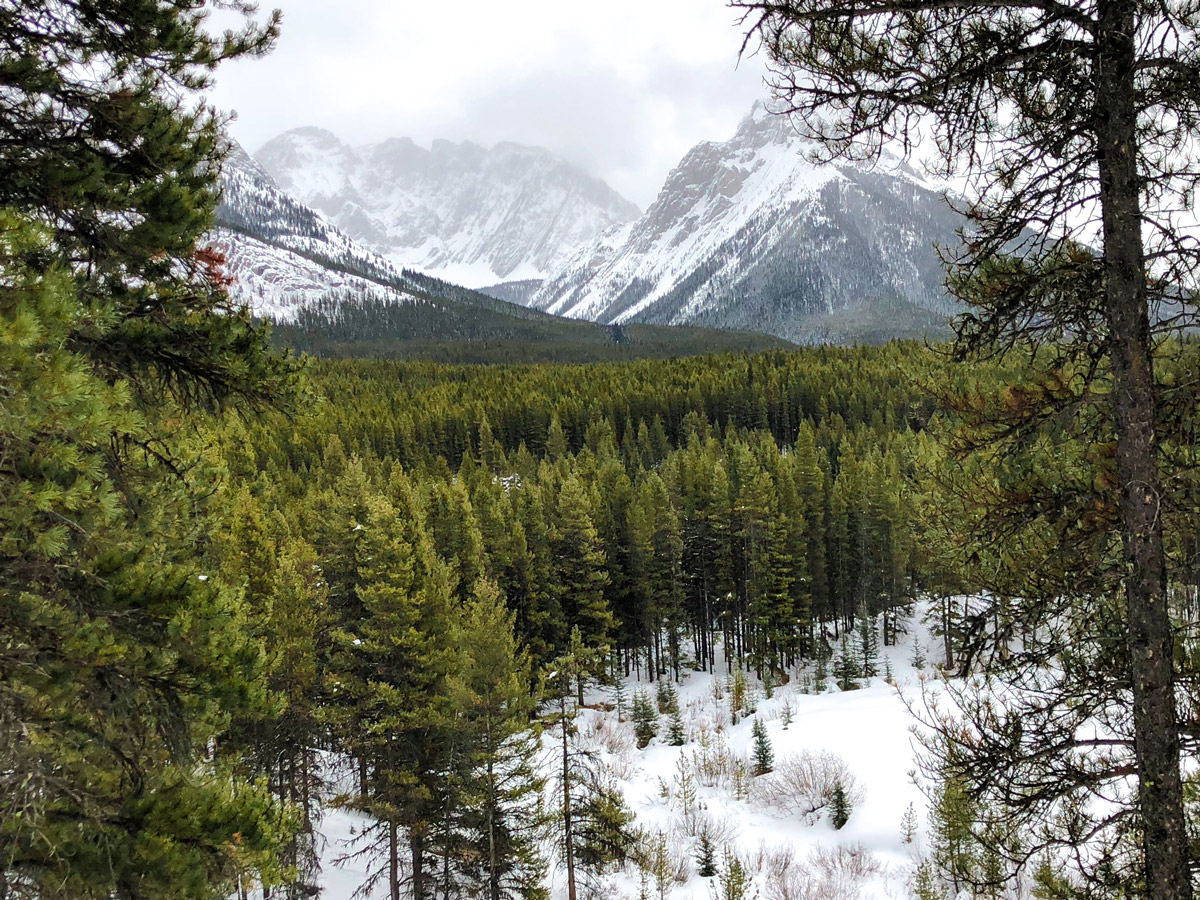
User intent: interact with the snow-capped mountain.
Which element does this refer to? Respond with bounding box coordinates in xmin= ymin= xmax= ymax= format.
xmin=252 ymin=128 xmax=640 ymax=286
xmin=527 ymin=103 xmax=965 ymax=344
xmin=214 ymin=143 xmax=419 ymax=319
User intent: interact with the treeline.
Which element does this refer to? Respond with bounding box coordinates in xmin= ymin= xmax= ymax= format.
xmin=270 ymin=292 xmax=791 ymax=365
xmin=204 ymin=344 xmax=941 ymax=897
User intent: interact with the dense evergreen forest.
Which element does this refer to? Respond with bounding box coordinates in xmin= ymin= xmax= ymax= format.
xmin=270 ymin=289 xmax=794 ymax=364
xmin=9 ymin=3 xmax=1200 ymax=900
xmin=203 ymin=344 xmax=948 ymax=897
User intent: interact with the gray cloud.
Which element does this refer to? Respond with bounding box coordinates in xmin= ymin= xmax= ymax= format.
xmin=209 ymin=0 xmax=770 ymax=207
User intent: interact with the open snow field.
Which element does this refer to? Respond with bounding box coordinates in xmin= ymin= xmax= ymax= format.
xmin=309 ymin=607 xmax=948 ymax=900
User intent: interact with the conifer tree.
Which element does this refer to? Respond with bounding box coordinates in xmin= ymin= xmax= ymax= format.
xmin=856 ymin=601 xmax=880 ymax=680
xmin=718 ymin=850 xmax=749 ymax=900
xmin=575 ymin=779 xmax=637 ymax=885
xmin=0 ymin=186 xmax=292 ymax=900
xmin=331 ymin=494 xmax=457 ymax=900
xmin=632 ymin=690 xmax=659 ymax=749
xmin=830 ymin=780 xmax=851 ymax=830
xmin=656 ymin=678 xmax=679 ymax=715
xmin=612 ymin=668 xmax=629 ymax=723
xmin=452 ymin=579 xmax=549 ymax=900
xmin=751 ymin=718 xmax=774 ymax=776
xmin=425 ymin=478 xmax=485 ymax=604
xmin=901 ymin=803 xmax=919 ymax=845
xmin=729 ymin=668 xmax=749 ymax=725
xmin=696 ymin=828 xmax=718 ymax=878
xmin=546 ymin=413 xmax=569 ymax=460
xmin=550 ymin=475 xmax=615 ymax=695
xmin=834 ymin=635 xmax=860 ymax=692
xmin=668 ymin=710 xmax=687 ymax=747
xmin=739 ymin=0 xmax=1200 ymax=890
xmin=929 ymin=773 xmax=978 ymax=897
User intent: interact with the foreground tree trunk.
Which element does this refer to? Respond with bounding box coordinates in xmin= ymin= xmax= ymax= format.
xmin=1095 ymin=2 xmax=1192 ymax=896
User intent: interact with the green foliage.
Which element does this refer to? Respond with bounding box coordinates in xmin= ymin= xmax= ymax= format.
xmin=751 ymin=718 xmax=774 ymax=776
xmin=717 ymin=849 xmax=749 ymax=900
xmin=575 ymin=781 xmax=637 ymax=876
xmin=835 ymin=635 xmax=860 ymax=691
xmin=830 ymin=780 xmax=851 ymax=830
xmin=729 ymin=669 xmax=748 ymax=724
xmin=451 ymin=579 xmax=549 ymax=900
xmin=328 ymin=491 xmax=458 ymax=899
xmin=632 ymin=690 xmax=659 ymax=749
xmin=668 ymin=710 xmax=687 ymax=747
xmin=696 ymin=828 xmax=718 ymax=878
xmin=929 ymin=772 xmax=978 ymax=894
xmin=857 ymin=603 xmax=880 ymax=679
xmin=0 ymin=142 xmax=293 ymax=900
xmin=656 ymin=679 xmax=679 ymax=715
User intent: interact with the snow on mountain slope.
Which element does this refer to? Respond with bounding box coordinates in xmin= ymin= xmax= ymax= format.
xmin=214 ymin=143 xmax=418 ymax=319
xmin=528 ymin=103 xmax=964 ymax=344
xmin=253 ymin=128 xmax=641 ymax=286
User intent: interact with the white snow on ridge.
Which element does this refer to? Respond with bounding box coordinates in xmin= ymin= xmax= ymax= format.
xmin=527 ymin=100 xmax=960 ymax=341
xmin=211 ymin=229 xmax=409 ymax=322
xmin=254 ymin=130 xmax=641 ymax=286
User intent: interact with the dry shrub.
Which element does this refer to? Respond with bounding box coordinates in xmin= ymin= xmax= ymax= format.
xmin=757 ymin=843 xmax=872 ymax=900
xmin=764 ymin=751 xmax=864 ymax=824
xmin=809 ymin=843 xmax=880 ymax=881
xmin=686 ymin=732 xmax=749 ymax=794
xmin=580 ymin=714 xmax=636 ymax=756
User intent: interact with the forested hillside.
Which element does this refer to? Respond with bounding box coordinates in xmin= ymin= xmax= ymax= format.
xmin=269 ymin=281 xmax=793 ymax=364
xmin=199 ymin=345 xmax=948 ymax=896
xmin=9 ymin=3 xmax=1200 ymax=900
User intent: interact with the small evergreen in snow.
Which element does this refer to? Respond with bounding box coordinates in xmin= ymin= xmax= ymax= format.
xmin=632 ymin=689 xmax=658 ymax=748
xmin=901 ymin=803 xmax=918 ymax=843
xmin=656 ymin=678 xmax=678 ymax=715
xmin=856 ymin=601 xmax=879 ymax=678
xmin=696 ymin=827 xmax=718 ymax=878
xmin=835 ymin=634 xmax=860 ymax=691
xmin=830 ymin=779 xmax=851 ymax=830
xmin=751 ymin=718 xmax=774 ymax=775
xmin=668 ymin=709 xmax=686 ymax=746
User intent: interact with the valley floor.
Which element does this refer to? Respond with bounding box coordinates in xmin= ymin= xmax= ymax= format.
xmin=306 ymin=606 xmax=948 ymax=900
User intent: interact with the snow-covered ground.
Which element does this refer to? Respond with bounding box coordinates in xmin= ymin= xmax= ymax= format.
xmin=307 ymin=606 xmax=948 ymax=900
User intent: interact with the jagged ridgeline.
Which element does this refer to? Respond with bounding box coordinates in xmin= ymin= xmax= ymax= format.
xmin=270 ymin=273 xmax=795 ymax=364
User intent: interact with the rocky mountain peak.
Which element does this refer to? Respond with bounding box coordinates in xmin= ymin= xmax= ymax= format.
xmin=526 ymin=101 xmax=963 ymax=343
xmin=252 ymin=129 xmax=640 ymax=285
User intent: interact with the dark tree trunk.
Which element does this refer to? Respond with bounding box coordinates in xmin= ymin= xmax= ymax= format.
xmin=560 ymin=694 xmax=578 ymax=900
xmin=389 ymin=821 xmax=401 ymax=900
xmin=1095 ymin=2 xmax=1192 ymax=897
xmin=410 ymin=829 xmax=427 ymax=900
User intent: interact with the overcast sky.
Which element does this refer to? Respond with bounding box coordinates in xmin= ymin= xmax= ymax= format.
xmin=207 ymin=1 xmax=769 ymax=207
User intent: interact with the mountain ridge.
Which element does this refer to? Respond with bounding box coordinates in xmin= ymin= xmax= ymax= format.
xmin=525 ymin=103 xmax=964 ymax=343
xmin=253 ymin=128 xmax=640 ymax=285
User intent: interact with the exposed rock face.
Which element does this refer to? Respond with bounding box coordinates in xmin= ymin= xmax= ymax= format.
xmin=527 ymin=104 xmax=965 ymax=344
xmin=214 ymin=143 xmax=415 ymax=320
xmin=253 ymin=128 xmax=640 ymax=285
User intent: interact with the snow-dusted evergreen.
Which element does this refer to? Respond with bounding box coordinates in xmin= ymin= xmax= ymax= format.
xmin=527 ymin=103 xmax=965 ymax=344
xmin=253 ymin=128 xmax=641 ymax=286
